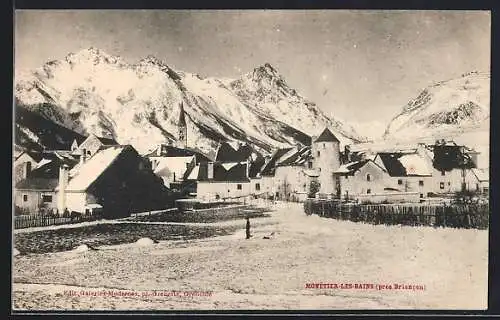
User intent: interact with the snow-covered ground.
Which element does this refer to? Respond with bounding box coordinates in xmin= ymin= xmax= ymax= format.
xmin=12 ymin=202 xmax=487 ymax=310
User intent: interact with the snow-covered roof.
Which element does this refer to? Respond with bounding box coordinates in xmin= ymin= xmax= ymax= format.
xmin=376 ymin=152 xmax=432 ymax=177
xmin=277 ymin=146 xmax=312 ymax=167
xmin=153 ymin=156 xmax=194 ymax=179
xmin=334 ymin=161 xmax=362 ymax=174
xmin=398 ymin=154 xmax=433 ymax=176
xmin=222 ymin=162 xmax=240 ymax=171
xmin=66 ymin=146 xmax=126 ymax=191
xmin=34 ymin=158 xmax=52 ymax=170
xmin=333 ymin=160 xmax=375 ymax=175
xmin=260 ymin=148 xmax=294 ymax=176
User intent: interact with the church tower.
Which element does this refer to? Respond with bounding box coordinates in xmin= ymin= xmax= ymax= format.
xmin=178 ymin=102 xmax=187 ymax=148
xmin=312 ymin=127 xmax=341 ymax=196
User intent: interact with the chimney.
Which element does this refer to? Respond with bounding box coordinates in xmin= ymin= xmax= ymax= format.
xmin=57 ymin=164 xmax=69 ymax=214
xmin=207 ymin=162 xmax=214 ymax=180
xmin=80 ymin=152 xmax=87 ymax=165
xmin=22 ymin=161 xmax=32 ymax=180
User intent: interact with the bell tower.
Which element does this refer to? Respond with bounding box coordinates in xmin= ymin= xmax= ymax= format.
xmin=178 ymin=102 xmax=187 ymax=148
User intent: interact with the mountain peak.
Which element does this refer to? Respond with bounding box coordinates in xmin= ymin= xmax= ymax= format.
xmin=64 ymin=47 xmax=122 ymax=65
xmin=139 ymin=55 xmax=166 ymax=67
xmin=252 ymin=63 xmax=279 ymax=78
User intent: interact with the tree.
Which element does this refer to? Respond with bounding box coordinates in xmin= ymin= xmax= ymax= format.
xmin=308 ymin=180 xmax=321 ymax=198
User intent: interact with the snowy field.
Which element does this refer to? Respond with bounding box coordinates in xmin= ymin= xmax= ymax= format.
xmin=12 ymin=202 xmax=488 ymax=310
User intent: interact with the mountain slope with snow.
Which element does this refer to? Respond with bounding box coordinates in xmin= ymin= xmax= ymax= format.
xmin=381 ymin=71 xmax=490 ymax=168
xmin=15 ymin=47 xmax=366 ymax=155
xmin=383 ymin=71 xmax=490 ymax=142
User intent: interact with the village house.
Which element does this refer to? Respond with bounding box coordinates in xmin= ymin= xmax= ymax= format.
xmin=425 ymin=141 xmax=481 ymax=194
xmin=272 ymin=146 xmax=317 ymax=201
xmin=14 ymin=151 xmax=80 ymax=215
xmin=15 ymin=134 xmax=173 ymax=218
xmin=259 ymin=147 xmax=294 ymax=199
xmin=372 ymin=151 xmax=433 ymax=199
xmin=70 ymin=133 xmax=119 ymax=158
xmin=13 ymin=150 xmax=42 ymax=184
xmin=62 ymin=144 xmax=172 ymax=218
xmin=334 ymin=159 xmax=390 ymax=200
xmin=184 ymin=161 xmax=251 ymax=201
xmin=182 ymin=141 xmax=260 ymax=201
xmin=257 ymin=145 xmax=320 ymax=202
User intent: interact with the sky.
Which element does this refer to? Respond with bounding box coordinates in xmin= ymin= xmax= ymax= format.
xmin=14 ymin=10 xmax=490 ymax=138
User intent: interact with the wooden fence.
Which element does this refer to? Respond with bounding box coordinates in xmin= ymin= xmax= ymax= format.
xmin=303 ymin=200 xmax=489 ymax=230
xmin=14 ymin=214 xmax=96 ymax=229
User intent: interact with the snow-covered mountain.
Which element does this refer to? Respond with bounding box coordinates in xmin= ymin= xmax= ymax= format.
xmin=383 ymin=71 xmax=490 ymax=142
xmin=381 ymin=71 xmax=490 ymax=169
xmin=15 ymin=47 xmax=366 ymax=155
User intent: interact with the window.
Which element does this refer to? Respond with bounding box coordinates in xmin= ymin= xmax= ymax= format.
xmin=42 ymin=195 xmax=52 ymax=203
xmin=308 ymin=161 xmax=313 ymax=169
xmin=420 ymin=193 xmax=423 ymax=198
xmin=484 ymin=187 xmax=489 ymax=193
xmin=476 ymin=184 xmax=480 ymax=191
xmin=323 ymin=143 xmax=326 ymax=149
xmin=23 ymin=195 xmax=28 ymax=202
xmin=366 ymin=174 xmax=371 ymax=182
xmin=366 ymin=189 xmax=371 ymax=194
xmin=317 ymin=151 xmax=320 ymax=157
xmin=441 ymin=170 xmax=445 ymax=176
xmin=440 ymin=182 xmax=445 ymax=189
xmin=419 ymin=180 xmax=424 ymax=186
xmin=398 ymin=179 xmax=403 ymax=185
xmin=255 ymin=183 xmax=261 ymax=191
xmin=237 ymin=184 xmax=242 ymax=190
xmin=448 ymin=182 xmax=451 ymax=186
xmin=87 ymin=150 xmax=91 ymax=156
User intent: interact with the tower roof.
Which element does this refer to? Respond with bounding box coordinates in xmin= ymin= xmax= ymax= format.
xmin=178 ymin=102 xmax=186 ymax=126
xmin=314 ymin=128 xmax=340 ymax=143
